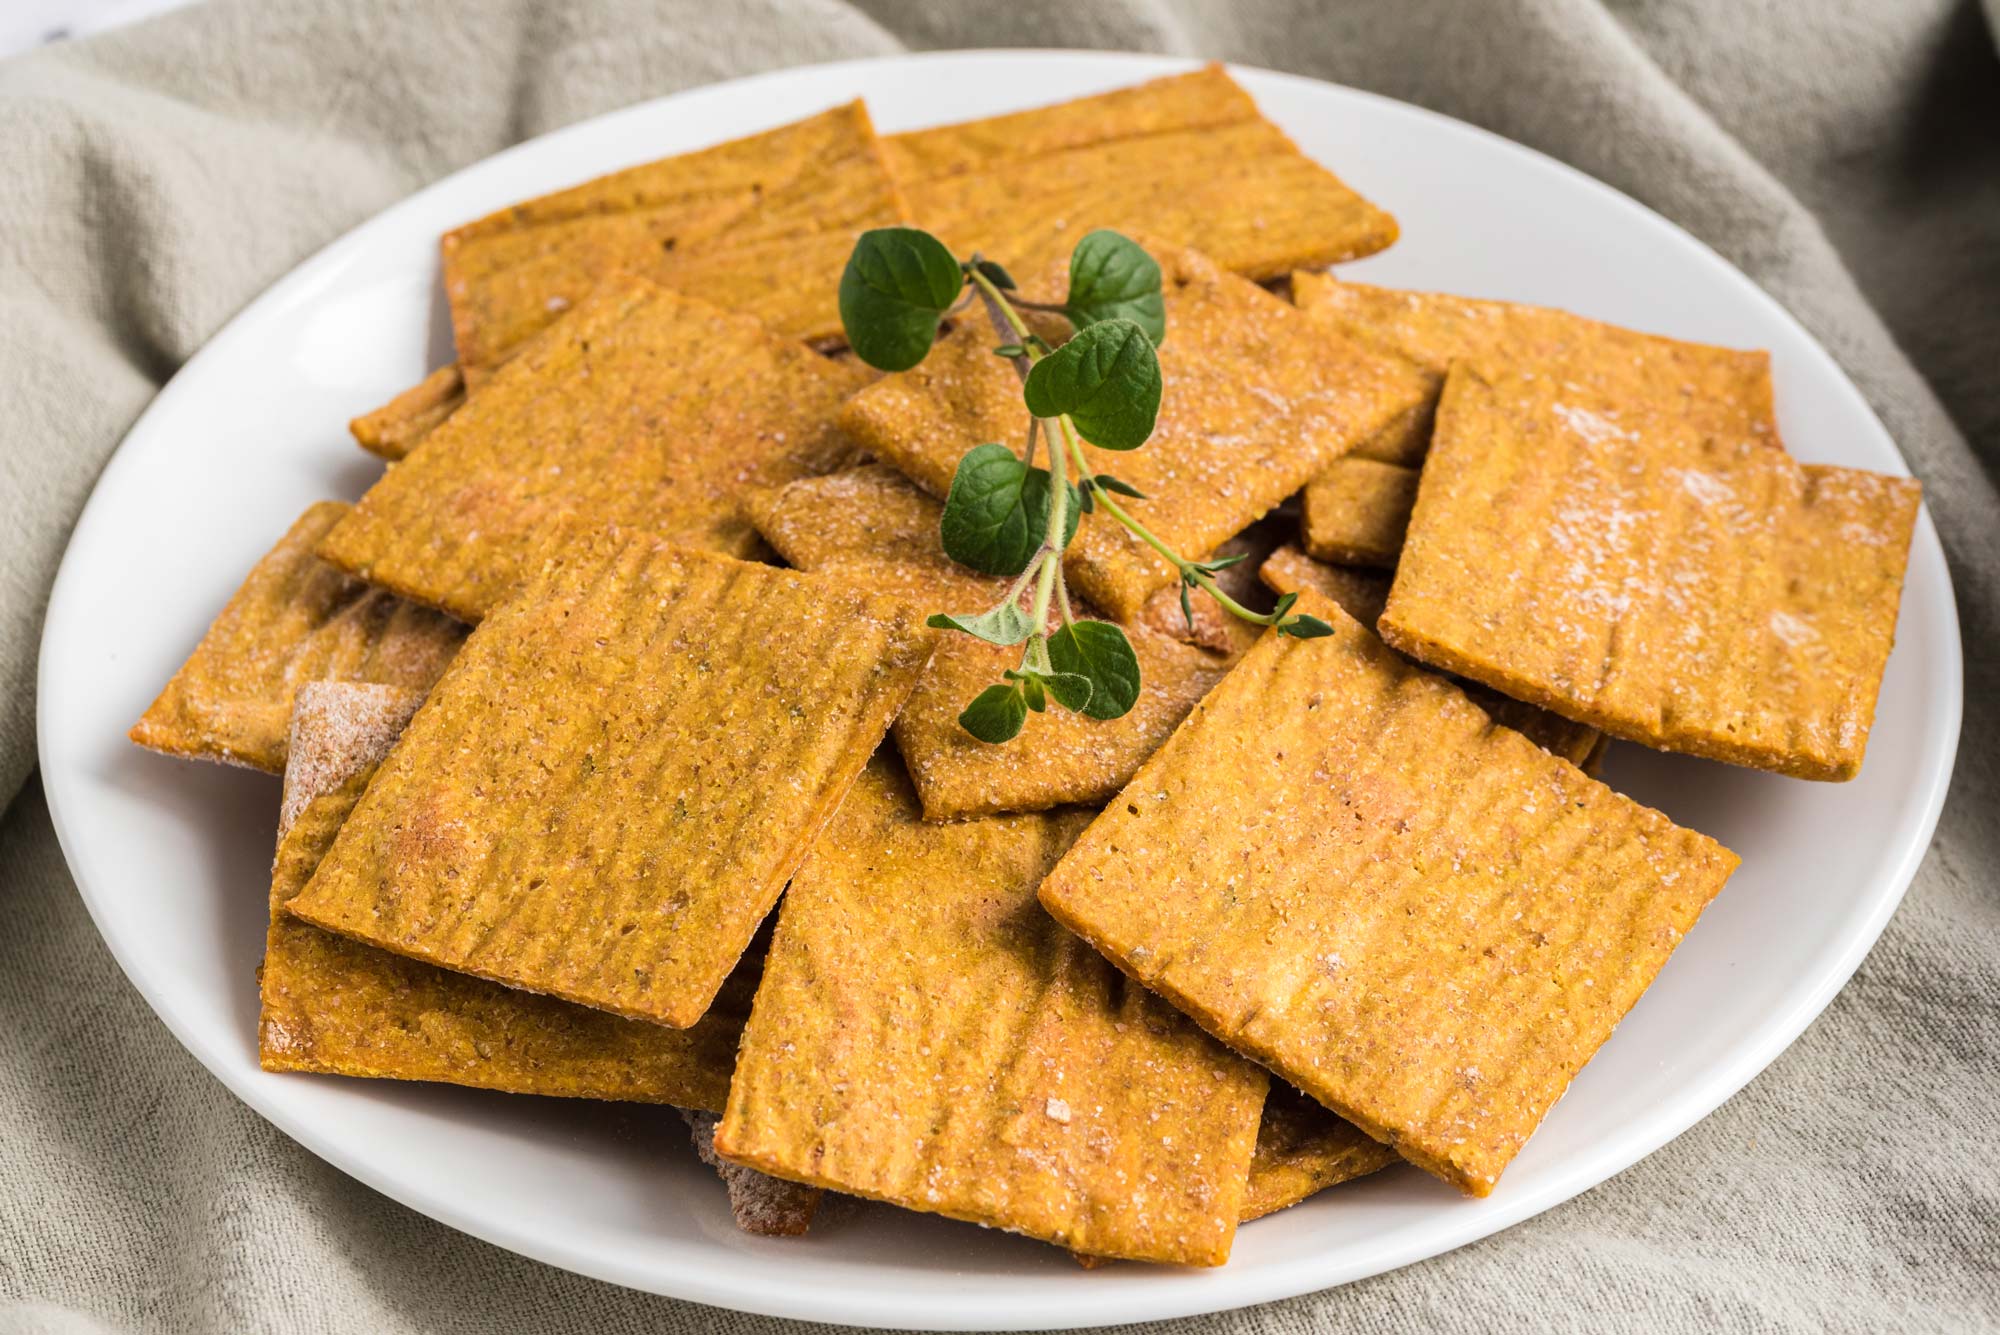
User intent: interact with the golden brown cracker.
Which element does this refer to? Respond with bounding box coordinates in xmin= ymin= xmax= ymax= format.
xmin=1259 ymin=546 xmax=1602 ymax=770
xmin=890 ymin=66 xmax=1397 ymax=289
xmin=130 ymin=502 xmax=466 ymax=773
xmin=261 ymin=683 xmax=749 ymax=1107
xmin=1039 ymin=588 xmax=1739 ymax=1195
xmin=1300 ymin=457 xmax=1420 ymax=568
xmin=1379 ymin=363 xmax=1921 ymax=780
xmin=839 ymin=243 xmax=1428 ymax=620
xmin=350 ymin=364 xmax=465 ymax=461
xmin=443 ymin=102 xmax=904 ymax=375
xmin=744 ymin=468 xmax=1229 ymax=821
xmin=317 ymin=277 xmax=869 ymax=624
xmin=683 ymin=1110 xmax=821 ymax=1237
xmin=286 ymin=534 xmax=936 ymax=1028
xmin=1291 ymin=270 xmax=1779 ymax=467
xmin=1244 ymin=1085 xmax=1399 ymax=1222
xmin=715 ymin=757 xmax=1267 ymax=1266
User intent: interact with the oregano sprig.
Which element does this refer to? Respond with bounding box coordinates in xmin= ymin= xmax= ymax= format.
xmin=837 ymin=227 xmax=1331 ymax=743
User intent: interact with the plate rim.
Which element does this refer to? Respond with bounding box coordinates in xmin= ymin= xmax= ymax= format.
xmin=34 ymin=48 xmax=1964 ymax=1329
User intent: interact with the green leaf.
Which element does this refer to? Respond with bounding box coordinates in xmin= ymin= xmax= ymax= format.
xmin=838 ymin=228 xmax=963 ymax=371
xmin=1022 ymin=319 xmax=1162 ymax=451
xmin=992 ymin=343 xmax=1027 ymax=359
xmin=1064 ymin=230 xmax=1166 ymax=346
xmin=1271 ymin=590 xmax=1300 ymax=622
xmin=1091 ymin=474 xmax=1147 ymax=500
xmin=1195 ymin=552 xmax=1249 ymax=573
xmin=959 ymin=683 xmax=1028 ymax=744
xmin=926 ymin=601 xmax=1033 ymax=646
xmin=1008 ymin=667 xmax=1093 ymax=715
xmin=974 ymin=259 xmax=1018 ymax=290
xmin=1017 ymin=673 xmax=1048 ymax=712
xmin=940 ymin=443 xmax=1081 ymax=576
xmin=1278 ymin=614 xmax=1336 ymax=639
xmin=1045 ymin=621 xmax=1142 ymax=720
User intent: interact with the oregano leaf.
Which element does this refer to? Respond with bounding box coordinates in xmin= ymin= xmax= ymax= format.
xmin=926 ymin=601 xmax=1033 ymax=646
xmin=838 ymin=227 xmax=963 ymax=371
xmin=1045 ymin=621 xmax=1141 ymax=720
xmin=1064 ymin=230 xmax=1166 ymax=346
xmin=1278 ymin=614 xmax=1336 ymax=640
xmin=959 ymin=683 xmax=1028 ymax=743
xmin=1021 ymin=319 xmax=1162 ymax=451
xmin=1091 ymin=474 xmax=1147 ymax=499
xmin=940 ymin=443 xmax=1081 ymax=575
xmin=974 ymin=258 xmax=1018 ymax=290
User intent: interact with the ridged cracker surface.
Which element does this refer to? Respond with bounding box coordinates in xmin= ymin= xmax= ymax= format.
xmin=1290 ymin=270 xmax=1779 ymax=466
xmin=261 ymin=683 xmax=750 ymax=1107
xmin=744 ymin=467 xmax=1228 ymax=820
xmin=1380 ymin=363 xmax=1921 ymax=780
xmin=317 ymin=277 xmax=869 ymax=623
xmin=715 ymin=757 xmax=1267 ymax=1266
xmin=1039 ymin=589 xmax=1738 ymax=1195
xmin=286 ymin=535 xmax=936 ymax=1028
xmin=839 ymin=243 xmax=1427 ymax=620
xmin=130 ymin=502 xmax=466 ymax=772
xmin=1260 ymin=545 xmax=1604 ymax=770
xmin=887 ymin=66 xmax=1397 ymax=289
xmin=442 ymin=102 xmax=902 ymax=376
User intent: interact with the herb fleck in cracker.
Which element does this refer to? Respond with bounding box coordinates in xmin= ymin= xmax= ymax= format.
xmin=287 ymin=535 xmax=935 ymax=1028
xmin=1040 ymin=588 xmax=1738 ymax=1195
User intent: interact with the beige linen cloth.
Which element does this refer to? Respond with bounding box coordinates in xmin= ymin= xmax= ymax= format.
xmin=3 ymin=2 xmax=1996 ymax=1331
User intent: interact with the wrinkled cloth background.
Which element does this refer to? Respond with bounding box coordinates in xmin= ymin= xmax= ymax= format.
xmin=2 ymin=2 xmax=1996 ymax=1331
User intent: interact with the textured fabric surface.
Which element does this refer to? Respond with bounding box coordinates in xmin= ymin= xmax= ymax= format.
xmin=3 ymin=1 xmax=1997 ymax=1330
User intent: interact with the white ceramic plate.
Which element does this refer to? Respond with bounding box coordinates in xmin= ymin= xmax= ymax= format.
xmin=37 ymin=51 xmax=1961 ymax=1330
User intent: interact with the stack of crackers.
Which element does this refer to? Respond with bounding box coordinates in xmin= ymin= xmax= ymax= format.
xmin=132 ymin=66 xmax=1922 ymax=1265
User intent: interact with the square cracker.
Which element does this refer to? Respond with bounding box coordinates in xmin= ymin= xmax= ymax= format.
xmin=715 ymin=755 xmax=1268 ymax=1266
xmin=261 ymin=683 xmax=750 ymax=1108
xmin=887 ymin=65 xmax=1397 ymax=288
xmin=286 ymin=533 xmax=936 ymax=1028
xmin=130 ymin=501 xmax=466 ymax=773
xmin=1260 ymin=545 xmax=1605 ymax=772
xmin=838 ymin=242 xmax=1428 ymax=620
xmin=1379 ymin=362 xmax=1921 ymax=780
xmin=744 ymin=467 xmax=1229 ymax=821
xmin=317 ymin=276 xmax=869 ymax=624
xmin=1300 ymin=457 xmax=1419 ymax=568
xmin=1039 ymin=587 xmax=1738 ymax=1195
xmin=442 ymin=102 xmax=903 ymax=377
xmin=1244 ymin=1085 xmax=1399 ymax=1222
xmin=1291 ymin=269 xmax=1779 ymax=467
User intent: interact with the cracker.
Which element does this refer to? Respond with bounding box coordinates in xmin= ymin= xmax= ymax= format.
xmin=1244 ymin=1085 xmax=1399 ymax=1222
xmin=1291 ymin=270 xmax=1780 ymax=467
xmin=1379 ymin=363 xmax=1921 ymax=780
xmin=1300 ymin=457 xmax=1419 ymax=568
xmin=888 ymin=65 xmax=1397 ymax=288
xmin=715 ymin=756 xmax=1267 ymax=1266
xmin=260 ymin=683 xmax=750 ymax=1107
xmin=838 ymin=243 xmax=1428 ymax=620
xmin=683 ymin=1110 xmax=821 ymax=1237
xmin=130 ymin=502 xmax=466 ymax=773
xmin=744 ymin=468 xmax=1229 ymax=820
xmin=316 ymin=277 xmax=869 ymax=624
xmin=350 ymin=364 xmax=465 ymax=461
xmin=286 ymin=534 xmax=936 ymax=1028
xmin=1039 ymin=588 xmax=1739 ymax=1195
xmin=442 ymin=102 xmax=903 ymax=377
xmin=1260 ymin=546 xmax=1603 ymax=769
